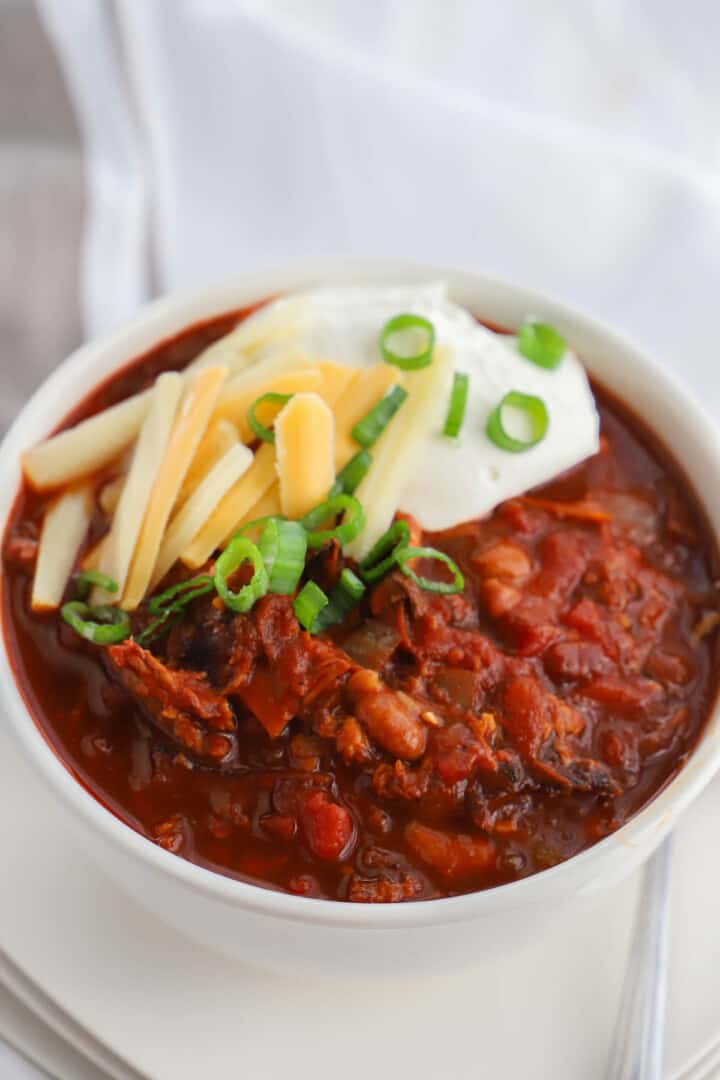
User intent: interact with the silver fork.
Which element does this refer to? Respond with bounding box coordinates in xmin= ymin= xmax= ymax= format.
xmin=606 ymin=836 xmax=672 ymax=1080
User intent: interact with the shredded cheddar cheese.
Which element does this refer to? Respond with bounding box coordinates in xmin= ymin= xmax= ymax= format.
xmin=275 ymin=393 xmax=335 ymax=519
xmin=122 ymin=365 xmax=228 ymax=609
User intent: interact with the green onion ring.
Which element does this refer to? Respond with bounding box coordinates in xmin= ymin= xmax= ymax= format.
xmin=293 ymin=580 xmax=329 ymax=632
xmin=72 ymin=570 xmax=119 ymax=600
xmin=214 ymin=536 xmax=269 ymax=613
xmin=231 ymin=515 xmax=282 ymax=543
xmin=247 ymin=392 xmax=294 ymax=444
xmin=486 ymin=390 xmax=549 ymax=453
xmin=379 ymin=313 xmax=436 ymax=370
xmin=300 ymin=493 xmax=365 ymax=550
xmin=258 ymin=519 xmax=307 ymax=595
xmin=443 ymin=372 xmax=470 ymax=439
xmin=61 ymin=601 xmax=131 ymax=645
xmin=358 ymin=519 xmax=410 ymax=582
xmin=352 ymin=384 xmax=407 ymax=449
xmin=394 ymin=546 xmax=464 ymax=595
xmin=329 ymin=449 xmax=372 ymax=498
xmin=517 ymin=319 xmax=566 ymax=370
xmin=312 ymin=568 xmax=366 ymax=632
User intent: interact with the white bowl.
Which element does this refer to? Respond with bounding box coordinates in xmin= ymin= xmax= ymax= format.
xmin=2 ymin=258 xmax=720 ymax=976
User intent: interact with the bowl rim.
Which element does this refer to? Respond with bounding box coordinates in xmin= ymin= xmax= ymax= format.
xmin=2 ymin=255 xmax=720 ymax=931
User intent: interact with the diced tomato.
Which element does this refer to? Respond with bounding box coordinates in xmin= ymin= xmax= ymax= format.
xmin=599 ymin=729 xmax=639 ymax=773
xmin=564 ymin=598 xmax=620 ymax=660
xmin=502 ymin=677 xmax=551 ymax=758
xmin=300 ymin=791 xmax=354 ymax=861
xmin=432 ymin=722 xmax=497 ymax=784
xmin=543 ymin=639 xmax=613 ymax=681
xmin=532 ymin=530 xmax=589 ymax=600
xmin=4 ymin=529 xmax=38 ymax=569
xmin=503 ymin=597 xmax=562 ymax=655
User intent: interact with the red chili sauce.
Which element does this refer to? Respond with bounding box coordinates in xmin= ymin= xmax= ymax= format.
xmin=3 ymin=311 xmax=720 ymax=902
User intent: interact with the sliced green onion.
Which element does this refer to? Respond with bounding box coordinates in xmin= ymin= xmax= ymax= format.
xmin=443 ymin=372 xmax=470 ymax=439
xmin=135 ymin=611 xmax=183 ymax=647
xmin=148 ymin=574 xmax=214 ymax=615
xmin=293 ymin=581 xmax=329 ymax=631
xmin=247 ymin=392 xmax=293 ymax=444
xmin=517 ymin=320 xmax=566 ymax=370
xmin=379 ymin=313 xmax=435 ymax=370
xmin=61 ymin=601 xmax=131 ymax=645
xmin=257 ymin=519 xmax=307 ymax=594
xmin=136 ymin=574 xmax=215 ymax=646
xmin=300 ymin=493 xmax=365 ymax=550
xmin=486 ymin=391 xmax=549 ymax=453
xmin=329 ymin=449 xmax=372 ymax=498
xmin=394 ymin=546 xmax=464 ymax=595
xmin=352 ymin=385 xmax=407 ymax=449
xmin=214 ymin=536 xmax=269 ymax=613
xmin=313 ymin=569 xmax=366 ymax=632
xmin=72 ymin=570 xmax=118 ymax=600
xmin=358 ymin=519 xmax=410 ymax=582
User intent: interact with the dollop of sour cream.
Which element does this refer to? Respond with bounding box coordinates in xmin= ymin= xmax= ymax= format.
xmin=249 ymin=283 xmax=600 ymax=532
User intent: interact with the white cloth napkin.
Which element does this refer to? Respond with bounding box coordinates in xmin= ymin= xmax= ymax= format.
xmin=7 ymin=2 xmax=720 ymax=1076
xmin=39 ymin=0 xmax=720 ymax=414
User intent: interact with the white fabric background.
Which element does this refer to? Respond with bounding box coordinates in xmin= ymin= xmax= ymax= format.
xmin=39 ymin=0 xmax=720 ymax=414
